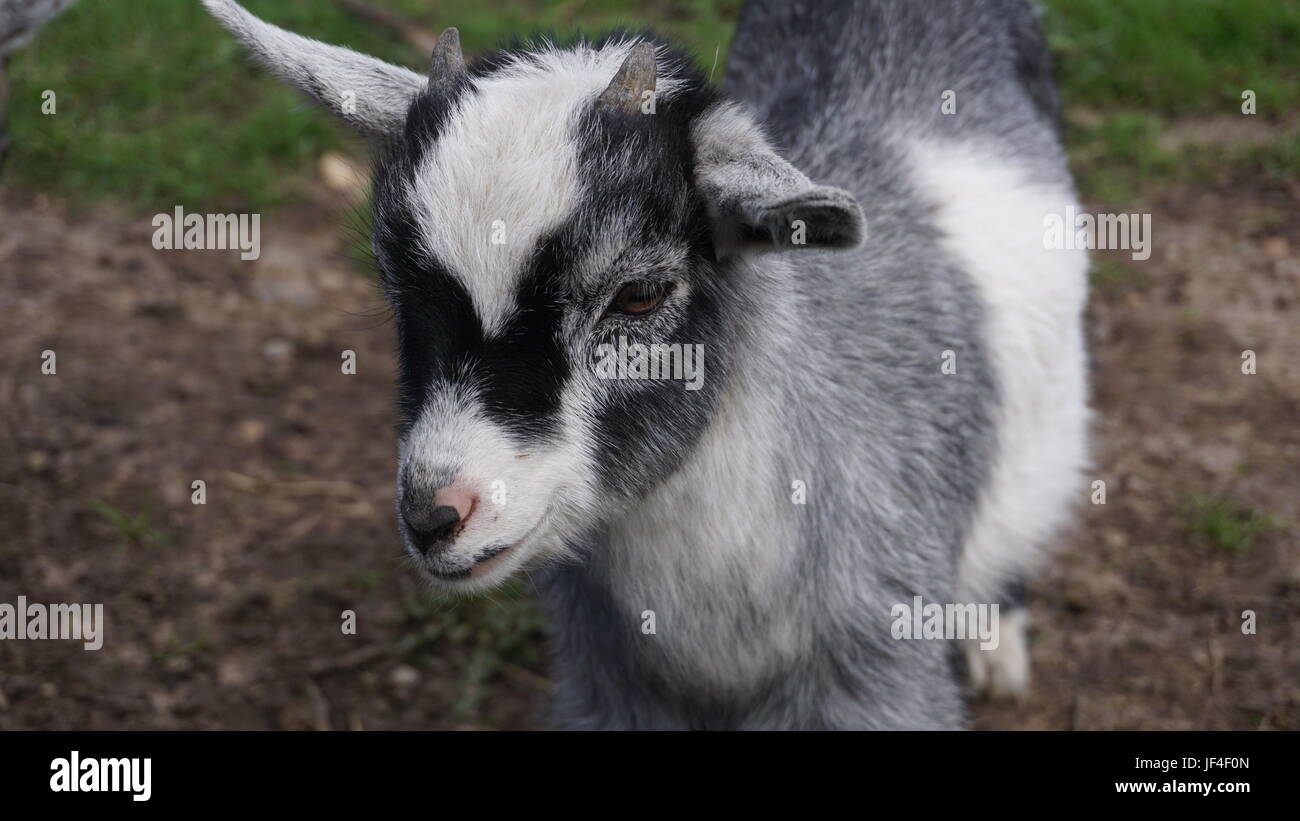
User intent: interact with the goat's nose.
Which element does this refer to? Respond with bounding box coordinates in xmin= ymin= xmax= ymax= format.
xmin=402 ymin=503 xmax=461 ymax=555
xmin=433 ymin=483 xmax=477 ymax=525
xmin=401 ymin=482 xmax=478 ymax=556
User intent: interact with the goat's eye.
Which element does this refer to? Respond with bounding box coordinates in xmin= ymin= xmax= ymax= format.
xmin=609 ymin=280 xmax=673 ymax=316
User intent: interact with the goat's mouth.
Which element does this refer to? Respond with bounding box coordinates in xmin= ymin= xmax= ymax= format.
xmin=424 ymin=543 xmax=513 ymax=581
xmin=418 ymin=510 xmax=551 ymax=587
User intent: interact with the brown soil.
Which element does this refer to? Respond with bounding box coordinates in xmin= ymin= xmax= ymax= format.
xmin=975 ymin=174 xmax=1300 ymax=730
xmin=1 ymin=168 xmax=1296 ymax=730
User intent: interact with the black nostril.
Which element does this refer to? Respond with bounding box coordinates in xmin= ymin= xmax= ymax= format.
xmin=402 ymin=504 xmax=462 ymax=555
xmin=424 ymin=505 xmax=461 ymax=540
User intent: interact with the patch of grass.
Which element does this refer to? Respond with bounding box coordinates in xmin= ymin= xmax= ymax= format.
xmin=397 ymin=581 xmax=545 ymax=722
xmin=1216 ymin=130 xmax=1300 ymax=182
xmin=89 ymin=498 xmax=170 ymax=548
xmin=152 ymin=634 xmax=216 ymax=669
xmin=9 ymin=1 xmax=353 ymax=211
xmin=8 ymin=0 xmax=1296 ymax=213
xmin=1066 ymin=110 xmax=1181 ymax=202
xmin=1237 ymin=207 xmax=1289 ymax=239
xmin=1182 ymin=495 xmax=1282 ymax=555
xmin=1044 ymin=0 xmax=1300 ymax=201
xmin=1089 ymin=256 xmax=1150 ymax=294
xmin=1066 ymin=111 xmax=1300 ymax=202
xmin=1043 ymin=0 xmax=1300 ymax=117
xmin=346 ymin=569 xmax=384 ymax=594
xmin=413 ymin=0 xmax=738 ymax=65
xmin=5 ymin=0 xmax=735 ymax=213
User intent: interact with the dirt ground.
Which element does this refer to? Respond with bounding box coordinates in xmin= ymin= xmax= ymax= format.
xmin=0 ymin=160 xmax=1296 ymax=730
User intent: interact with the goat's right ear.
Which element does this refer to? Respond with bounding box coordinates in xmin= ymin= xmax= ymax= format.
xmin=692 ymin=102 xmax=865 ymax=256
xmin=202 ymin=0 xmax=438 ymax=137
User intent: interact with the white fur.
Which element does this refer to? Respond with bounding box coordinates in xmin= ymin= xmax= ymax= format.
xmin=407 ymin=42 xmax=686 ymax=336
xmin=907 ymin=140 xmax=1090 ymax=608
xmin=395 ymin=43 xmax=700 ymax=584
xmin=400 ymin=378 xmax=596 ymax=589
xmin=599 ymin=271 xmax=806 ymax=693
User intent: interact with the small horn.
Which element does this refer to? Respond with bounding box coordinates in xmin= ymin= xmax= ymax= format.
xmin=597 ymin=42 xmax=656 ymax=114
xmin=428 ymin=27 xmax=465 ymax=88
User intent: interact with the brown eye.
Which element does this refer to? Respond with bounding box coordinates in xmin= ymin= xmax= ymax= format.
xmin=609 ymin=280 xmax=673 ymax=316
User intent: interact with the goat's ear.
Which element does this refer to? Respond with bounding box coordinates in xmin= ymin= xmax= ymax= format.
xmin=692 ymin=103 xmax=865 ymax=256
xmin=201 ymin=0 xmax=429 ymax=137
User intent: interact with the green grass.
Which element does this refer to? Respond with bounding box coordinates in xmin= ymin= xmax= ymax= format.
xmin=152 ymin=634 xmax=216 ymax=669
xmin=1089 ymin=256 xmax=1150 ymax=294
xmin=89 ymin=498 xmax=171 ymax=548
xmin=346 ymin=568 xmax=384 ymax=594
xmin=5 ymin=0 xmax=736 ymax=212
xmin=1043 ymin=0 xmax=1300 ymax=117
xmin=396 ymin=582 xmax=545 ymax=722
xmin=1182 ymin=495 xmax=1282 ymax=555
xmin=1068 ymin=116 xmax=1300 ymax=203
xmin=7 ymin=0 xmax=1298 ymax=210
xmin=1220 ymin=129 xmax=1300 ymax=181
xmin=1040 ymin=0 xmax=1300 ymax=201
xmin=1065 ymin=111 xmax=1181 ymax=202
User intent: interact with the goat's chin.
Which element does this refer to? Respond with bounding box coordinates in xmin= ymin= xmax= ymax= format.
xmin=419 ymin=545 xmax=529 ymax=593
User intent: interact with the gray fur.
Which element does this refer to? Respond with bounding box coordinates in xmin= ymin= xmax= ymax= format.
xmin=694 ymin=103 xmax=866 ymax=253
xmin=201 ymin=0 xmax=424 ymax=136
xmin=539 ymin=0 xmax=1063 ymax=729
xmin=204 ymin=0 xmax=1078 ymax=729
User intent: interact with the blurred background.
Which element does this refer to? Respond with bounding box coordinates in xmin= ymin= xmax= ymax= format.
xmin=0 ymin=0 xmax=1296 ymax=730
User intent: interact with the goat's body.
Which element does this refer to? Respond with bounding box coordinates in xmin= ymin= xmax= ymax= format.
xmin=203 ymin=0 xmax=1088 ymax=730
xmin=539 ymin=0 xmax=1088 ymax=729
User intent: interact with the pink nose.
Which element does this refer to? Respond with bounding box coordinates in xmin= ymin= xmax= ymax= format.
xmin=432 ymin=482 xmax=478 ymax=533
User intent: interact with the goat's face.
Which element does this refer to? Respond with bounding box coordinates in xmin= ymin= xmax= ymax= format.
xmin=375 ymin=45 xmax=735 ymax=588
xmin=201 ymin=1 xmax=864 ymax=589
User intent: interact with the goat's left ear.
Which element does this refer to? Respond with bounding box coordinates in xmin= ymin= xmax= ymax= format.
xmin=202 ymin=0 xmax=447 ymax=138
xmin=692 ymin=102 xmax=865 ymax=255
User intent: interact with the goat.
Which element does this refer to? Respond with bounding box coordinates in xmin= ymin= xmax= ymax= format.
xmin=203 ymin=0 xmax=1089 ymax=729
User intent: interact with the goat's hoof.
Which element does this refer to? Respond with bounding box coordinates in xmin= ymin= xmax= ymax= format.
xmin=966 ymin=607 xmax=1031 ymax=701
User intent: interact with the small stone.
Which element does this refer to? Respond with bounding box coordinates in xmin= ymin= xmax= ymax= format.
xmin=318 ymin=270 xmax=347 ymax=292
xmin=252 ymin=277 xmax=319 ymax=307
xmin=165 ymin=654 xmax=194 ymax=674
xmin=319 ymin=152 xmax=368 ymax=197
xmin=1262 ymin=236 xmax=1290 ymax=259
xmin=390 ymin=664 xmax=420 ymax=688
xmin=236 ymin=418 xmax=267 ymax=445
xmin=217 ymin=656 xmax=255 ymax=687
xmin=262 ymin=339 xmax=294 ymax=362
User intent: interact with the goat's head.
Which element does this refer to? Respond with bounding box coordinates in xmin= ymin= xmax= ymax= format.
xmin=204 ymin=0 xmax=864 ymax=590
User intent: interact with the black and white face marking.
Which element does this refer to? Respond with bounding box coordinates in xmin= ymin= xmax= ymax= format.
xmin=375 ymin=41 xmax=735 ymax=589
xmin=201 ymin=1 xmax=866 ymax=591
